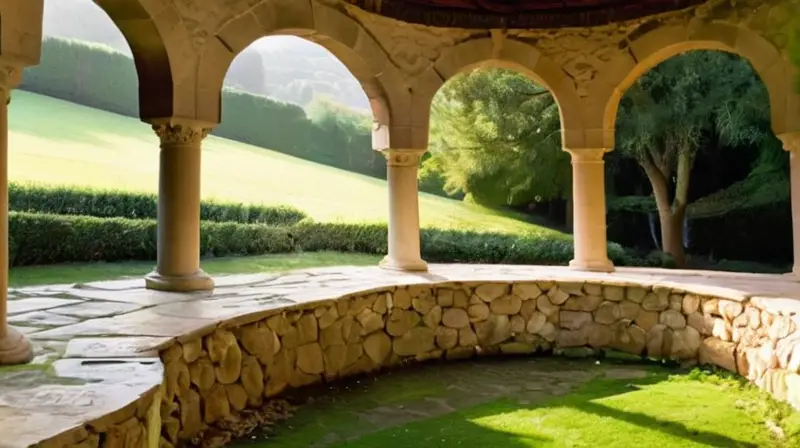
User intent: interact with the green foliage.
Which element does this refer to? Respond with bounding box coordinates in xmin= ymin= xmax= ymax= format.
xmin=7 ymin=212 xmax=294 ymax=266
xmin=8 ymin=183 xmax=308 ymax=226
xmin=4 ymin=208 xmax=657 ymax=268
xmin=617 ymin=51 xmax=771 ymax=168
xmin=425 ymin=69 xmax=570 ymax=206
xmin=21 ymin=37 xmax=382 ymax=179
xmin=21 ymin=37 xmax=139 ymax=117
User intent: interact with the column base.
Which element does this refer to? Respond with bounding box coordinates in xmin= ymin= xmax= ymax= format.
xmin=0 ymin=325 xmax=33 ymax=366
xmin=379 ymin=256 xmax=429 ymax=272
xmin=145 ymin=269 xmax=215 ymax=292
xmin=569 ymin=258 xmax=615 ymax=273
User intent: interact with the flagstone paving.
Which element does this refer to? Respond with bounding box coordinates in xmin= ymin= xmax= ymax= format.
xmin=2 ymin=264 xmax=800 ymax=447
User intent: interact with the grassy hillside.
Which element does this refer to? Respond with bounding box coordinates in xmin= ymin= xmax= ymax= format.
xmin=8 ymin=91 xmax=562 ymax=237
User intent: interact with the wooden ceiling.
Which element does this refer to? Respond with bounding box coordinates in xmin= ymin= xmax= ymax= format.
xmin=345 ymin=0 xmax=707 ymax=28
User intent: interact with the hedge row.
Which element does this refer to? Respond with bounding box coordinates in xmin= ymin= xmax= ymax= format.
xmin=7 ymin=212 xmax=650 ymax=268
xmin=8 ymin=183 xmax=307 ymax=226
xmin=21 ymin=37 xmax=385 ymax=179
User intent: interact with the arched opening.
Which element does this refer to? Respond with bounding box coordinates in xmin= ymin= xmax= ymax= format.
xmin=197 ymin=33 xmax=393 ymax=223
xmin=604 ymin=48 xmax=787 ymax=272
xmin=212 ymin=35 xmax=384 ymax=191
xmin=11 ymin=0 xmax=150 ymax=188
xmin=421 ymin=65 xmax=573 ymax=231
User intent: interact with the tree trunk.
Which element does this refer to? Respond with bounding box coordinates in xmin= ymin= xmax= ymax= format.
xmin=659 ymin=206 xmax=687 ymax=267
xmin=565 ymin=196 xmax=573 ymax=231
xmin=641 ymin=154 xmax=689 ymax=268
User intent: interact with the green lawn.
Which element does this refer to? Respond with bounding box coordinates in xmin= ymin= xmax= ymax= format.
xmin=241 ymin=363 xmax=800 ymax=448
xmin=7 ymin=252 xmax=382 ymax=288
xmin=8 ymin=91 xmax=556 ymax=237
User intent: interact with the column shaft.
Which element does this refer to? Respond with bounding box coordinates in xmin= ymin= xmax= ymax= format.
xmin=0 ymin=79 xmax=32 ymax=364
xmin=379 ymin=149 xmax=427 ymax=272
xmin=568 ymin=148 xmax=614 ymax=272
xmin=145 ymin=123 xmax=214 ymax=292
xmin=782 ymin=133 xmax=800 ymax=275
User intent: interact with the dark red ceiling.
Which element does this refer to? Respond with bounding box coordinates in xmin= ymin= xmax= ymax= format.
xmin=347 ymin=0 xmax=707 ymax=29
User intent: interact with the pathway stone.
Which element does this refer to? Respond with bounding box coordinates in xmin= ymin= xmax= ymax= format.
xmin=7 ymin=297 xmax=84 ymax=315
xmin=9 ymin=310 xmax=83 ymax=327
xmin=47 ymin=301 xmax=144 ymax=318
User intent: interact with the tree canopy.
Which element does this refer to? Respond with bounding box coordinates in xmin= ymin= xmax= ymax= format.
xmin=423 ymin=69 xmax=570 ymax=207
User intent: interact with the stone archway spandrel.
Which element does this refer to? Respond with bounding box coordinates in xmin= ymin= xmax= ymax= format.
xmin=0 ymin=0 xmax=44 ymax=67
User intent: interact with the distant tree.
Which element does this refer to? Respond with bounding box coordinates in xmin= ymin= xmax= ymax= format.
xmin=226 ymin=50 xmax=268 ymax=96
xmin=425 ymin=69 xmax=571 ymax=211
xmin=616 ymin=51 xmax=773 ymax=267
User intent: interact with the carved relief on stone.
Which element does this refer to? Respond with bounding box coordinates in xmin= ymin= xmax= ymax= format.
xmin=0 ymin=64 xmax=22 ymax=97
xmin=173 ymin=0 xmax=265 ymax=50
xmin=379 ymin=148 xmax=425 ymax=167
xmin=343 ymin=4 xmax=485 ymax=78
xmin=152 ymin=124 xmax=211 ymax=146
xmin=779 ymin=133 xmax=800 ymax=153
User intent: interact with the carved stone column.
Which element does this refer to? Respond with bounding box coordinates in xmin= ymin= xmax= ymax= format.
xmin=378 ymin=148 xmax=428 ymax=272
xmin=567 ymin=148 xmax=614 ymax=272
xmin=145 ymin=121 xmax=214 ymax=292
xmin=780 ymin=132 xmax=800 ymax=276
xmin=0 ymin=64 xmax=32 ymax=365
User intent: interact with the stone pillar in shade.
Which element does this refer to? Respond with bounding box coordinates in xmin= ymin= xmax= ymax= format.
xmin=145 ymin=120 xmax=215 ymax=292
xmin=780 ymin=133 xmax=800 ymax=276
xmin=0 ymin=64 xmax=32 ymax=365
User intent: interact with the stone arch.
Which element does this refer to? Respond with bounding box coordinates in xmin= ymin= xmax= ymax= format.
xmin=429 ymin=37 xmax=585 ymax=149
xmin=0 ymin=1 xmax=44 ymax=67
xmin=196 ymin=1 xmax=401 ymax=142
xmin=593 ymin=21 xmax=796 ymax=138
xmin=93 ymin=0 xmax=181 ymax=121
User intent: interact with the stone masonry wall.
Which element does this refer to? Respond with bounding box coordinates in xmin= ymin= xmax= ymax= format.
xmin=156 ymin=280 xmax=800 ymax=447
xmin=35 ymin=388 xmax=161 ymax=448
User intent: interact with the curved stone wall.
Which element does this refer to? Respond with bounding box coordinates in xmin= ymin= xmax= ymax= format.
xmin=15 ymin=266 xmax=800 ymax=448
xmin=159 ymin=277 xmax=800 ymax=446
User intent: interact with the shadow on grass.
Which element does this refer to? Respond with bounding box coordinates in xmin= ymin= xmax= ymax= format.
xmin=324 ymin=365 xmax=761 ymax=448
xmin=448 ymin=371 xmax=757 ymax=448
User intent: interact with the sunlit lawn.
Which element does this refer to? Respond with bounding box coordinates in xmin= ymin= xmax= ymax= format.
xmin=246 ymin=365 xmax=800 ymax=448
xmin=8 ymin=91 xmax=557 ymax=237
xmin=7 ymin=252 xmax=382 ymax=288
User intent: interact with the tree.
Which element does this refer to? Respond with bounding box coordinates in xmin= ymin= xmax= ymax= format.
xmin=425 ymin=69 xmax=571 ymax=213
xmin=616 ymin=51 xmax=772 ymax=267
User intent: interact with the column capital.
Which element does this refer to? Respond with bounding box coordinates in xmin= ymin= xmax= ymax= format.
xmin=0 ymin=63 xmax=22 ymax=105
xmin=564 ymin=148 xmax=610 ymax=162
xmin=148 ymin=118 xmax=217 ymax=146
xmin=378 ymin=148 xmax=427 ymax=167
xmin=779 ymin=132 xmax=800 ymax=153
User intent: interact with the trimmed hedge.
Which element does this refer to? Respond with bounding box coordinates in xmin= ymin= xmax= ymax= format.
xmin=7 ymin=212 xmax=651 ymax=268
xmin=8 ymin=212 xmax=294 ymax=266
xmin=8 ymin=183 xmax=308 ymax=226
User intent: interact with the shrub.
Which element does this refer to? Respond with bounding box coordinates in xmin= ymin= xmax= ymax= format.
xmin=7 ymin=212 xmax=655 ymax=268
xmin=8 ymin=183 xmax=308 ymax=226
xmin=293 ymin=221 xmax=640 ymax=267
xmin=8 ymin=212 xmax=293 ymax=266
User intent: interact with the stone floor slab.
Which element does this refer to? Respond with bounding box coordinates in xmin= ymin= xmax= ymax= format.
xmin=7 ymin=298 xmax=84 ymax=315
xmin=63 ymin=337 xmax=172 ymax=358
xmin=47 ymin=300 xmax=144 ymax=319
xmin=9 ymin=311 xmax=83 ymax=327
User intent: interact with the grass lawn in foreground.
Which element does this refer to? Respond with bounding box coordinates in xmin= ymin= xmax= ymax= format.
xmin=8 ymin=252 xmax=382 ymax=287
xmin=8 ymin=91 xmax=559 ymax=237
xmin=238 ymin=360 xmax=800 ymax=448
